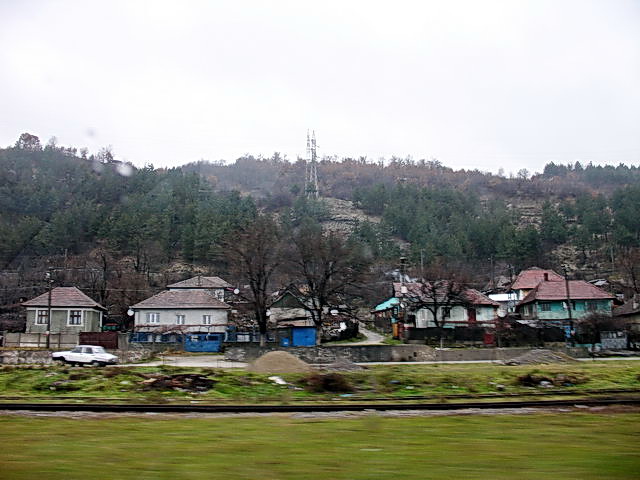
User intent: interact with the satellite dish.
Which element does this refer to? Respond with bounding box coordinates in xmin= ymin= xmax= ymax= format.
xmin=233 ymin=288 xmax=240 ymax=295
xmin=330 ymin=309 xmax=338 ymax=315
xmin=497 ymin=310 xmax=507 ymax=318
xmin=127 ymin=309 xmax=134 ymax=317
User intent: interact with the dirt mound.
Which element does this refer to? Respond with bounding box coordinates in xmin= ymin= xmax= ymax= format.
xmin=248 ymin=351 xmax=313 ymax=374
xmin=505 ymin=349 xmax=578 ymax=365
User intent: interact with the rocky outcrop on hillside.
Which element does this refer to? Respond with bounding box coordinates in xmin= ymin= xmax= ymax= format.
xmin=321 ymin=197 xmax=381 ymax=234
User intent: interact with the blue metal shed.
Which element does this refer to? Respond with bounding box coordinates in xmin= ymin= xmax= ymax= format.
xmin=291 ymin=327 xmax=316 ymax=346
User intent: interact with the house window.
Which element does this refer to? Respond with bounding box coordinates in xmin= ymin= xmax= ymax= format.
xmin=176 ymin=314 xmax=185 ymax=325
xmin=586 ymin=301 xmax=598 ymax=312
xmin=442 ymin=307 xmax=451 ymax=318
xmin=202 ymin=315 xmax=212 ymax=325
xmin=68 ymin=310 xmax=82 ymax=325
xmin=539 ymin=303 xmax=552 ymax=312
xmin=36 ymin=310 xmax=49 ymax=325
xmin=146 ymin=312 xmax=160 ymax=324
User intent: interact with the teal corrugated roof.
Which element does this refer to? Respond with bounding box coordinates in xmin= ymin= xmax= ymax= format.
xmin=374 ymin=297 xmax=399 ymax=312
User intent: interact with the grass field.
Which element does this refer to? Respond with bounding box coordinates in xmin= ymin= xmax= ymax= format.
xmin=0 ymin=360 xmax=638 ymax=403
xmin=0 ymin=412 xmax=638 ymax=479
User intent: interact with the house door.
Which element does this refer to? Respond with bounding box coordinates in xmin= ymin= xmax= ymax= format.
xmin=185 ymin=334 xmax=223 ymax=352
xmin=468 ymin=308 xmax=477 ymax=325
xmin=292 ymin=327 xmax=316 ymax=346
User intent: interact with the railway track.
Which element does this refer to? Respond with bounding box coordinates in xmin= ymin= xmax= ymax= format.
xmin=1 ymin=397 xmax=639 ymax=414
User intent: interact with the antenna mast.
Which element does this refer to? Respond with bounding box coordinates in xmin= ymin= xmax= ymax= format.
xmin=305 ymin=130 xmax=319 ymax=199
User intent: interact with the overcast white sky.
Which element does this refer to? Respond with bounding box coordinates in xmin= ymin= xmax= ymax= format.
xmin=1 ymin=0 xmax=639 ymax=173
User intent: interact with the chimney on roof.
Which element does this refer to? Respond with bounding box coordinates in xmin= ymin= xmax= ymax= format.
xmin=543 ymin=273 xmax=549 ymax=281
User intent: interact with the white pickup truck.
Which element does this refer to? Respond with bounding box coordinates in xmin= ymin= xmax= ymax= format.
xmin=52 ymin=345 xmax=118 ymax=366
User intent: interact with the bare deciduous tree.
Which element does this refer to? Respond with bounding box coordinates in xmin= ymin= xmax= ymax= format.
xmin=289 ymin=223 xmax=371 ymax=344
xmin=224 ymin=215 xmax=281 ymax=347
xmin=404 ymin=279 xmax=469 ymax=347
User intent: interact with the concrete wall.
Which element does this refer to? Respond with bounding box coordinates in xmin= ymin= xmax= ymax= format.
xmin=4 ymin=332 xmax=80 ymax=348
xmin=26 ymin=308 xmax=101 ymax=333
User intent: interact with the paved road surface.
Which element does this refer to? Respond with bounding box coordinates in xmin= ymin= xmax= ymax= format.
xmin=124 ymin=356 xmax=247 ymax=368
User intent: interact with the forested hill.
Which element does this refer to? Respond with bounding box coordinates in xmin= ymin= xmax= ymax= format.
xmin=3 ymin=133 xmax=640 ymax=315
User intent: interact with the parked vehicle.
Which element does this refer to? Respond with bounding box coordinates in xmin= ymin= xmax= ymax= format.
xmin=51 ymin=345 xmax=118 ymax=366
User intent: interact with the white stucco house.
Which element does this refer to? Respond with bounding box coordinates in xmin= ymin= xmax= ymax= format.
xmin=131 ymin=276 xmax=232 ymax=334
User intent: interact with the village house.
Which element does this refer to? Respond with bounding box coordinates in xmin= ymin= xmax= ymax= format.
xmin=613 ymin=295 xmax=640 ymax=333
xmin=166 ymin=275 xmax=232 ymax=301
xmin=372 ymin=282 xmax=499 ymax=337
xmin=517 ymin=279 xmax=614 ymax=323
xmin=510 ymin=267 xmax=565 ymax=300
xmin=130 ymin=275 xmax=232 ymax=351
xmin=22 ymin=287 xmax=106 ymax=334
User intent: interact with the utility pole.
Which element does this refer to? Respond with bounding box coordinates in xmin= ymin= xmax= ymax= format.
xmin=45 ymin=269 xmax=53 ymax=349
xmin=563 ymin=265 xmax=573 ymax=346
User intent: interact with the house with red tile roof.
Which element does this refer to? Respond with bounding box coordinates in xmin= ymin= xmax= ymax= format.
xmin=517 ymin=279 xmax=614 ymax=323
xmin=380 ymin=282 xmax=499 ymax=328
xmin=22 ymin=287 xmax=106 ymax=334
xmin=510 ymin=267 xmax=564 ymax=300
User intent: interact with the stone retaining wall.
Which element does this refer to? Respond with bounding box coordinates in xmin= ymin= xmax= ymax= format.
xmin=225 ymin=344 xmax=437 ymax=363
xmin=225 ymin=345 xmax=590 ymax=363
xmin=0 ymin=347 xmax=154 ymax=365
xmin=0 ymin=349 xmax=54 ymax=365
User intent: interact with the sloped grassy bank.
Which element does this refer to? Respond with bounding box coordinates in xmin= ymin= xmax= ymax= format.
xmin=0 ymin=361 xmax=638 ymax=403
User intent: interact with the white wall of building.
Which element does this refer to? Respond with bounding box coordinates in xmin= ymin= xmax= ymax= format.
xmin=133 ymin=308 xmax=228 ymax=333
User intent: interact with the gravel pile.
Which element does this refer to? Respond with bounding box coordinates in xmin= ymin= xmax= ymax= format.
xmin=504 ymin=349 xmax=578 ymax=365
xmin=247 ymin=351 xmax=313 ymax=374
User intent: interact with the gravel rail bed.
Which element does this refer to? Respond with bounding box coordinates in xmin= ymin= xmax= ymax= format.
xmin=0 ymin=396 xmax=639 ymax=414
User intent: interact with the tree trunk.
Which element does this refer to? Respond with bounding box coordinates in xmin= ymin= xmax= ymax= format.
xmin=259 ymin=332 xmax=267 ymax=348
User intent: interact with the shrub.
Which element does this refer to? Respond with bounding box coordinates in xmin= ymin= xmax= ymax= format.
xmin=305 ymin=373 xmax=353 ymax=393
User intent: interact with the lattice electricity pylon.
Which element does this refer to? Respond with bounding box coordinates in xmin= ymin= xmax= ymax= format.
xmin=305 ymin=130 xmax=319 ymax=199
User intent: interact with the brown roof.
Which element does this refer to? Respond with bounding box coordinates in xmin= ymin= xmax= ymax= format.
xmin=166 ymin=276 xmax=232 ymax=289
xmin=519 ymin=280 xmax=614 ymax=305
xmin=511 ymin=267 xmax=564 ymax=290
xmin=132 ymin=290 xmax=230 ymax=309
xmin=614 ymin=298 xmax=640 ymax=317
xmin=22 ymin=287 xmax=106 ymax=310
xmin=392 ymin=282 xmax=499 ymax=307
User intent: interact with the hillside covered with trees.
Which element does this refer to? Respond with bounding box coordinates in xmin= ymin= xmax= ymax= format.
xmin=2 ymin=132 xmax=640 ymax=327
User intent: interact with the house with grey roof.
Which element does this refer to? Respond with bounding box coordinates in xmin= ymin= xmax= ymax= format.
xmin=130 ymin=276 xmax=233 ymax=351
xmin=22 ymin=287 xmax=106 ymax=334
xmin=131 ymin=287 xmax=231 ymax=334
xmin=166 ymin=275 xmax=232 ymax=302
